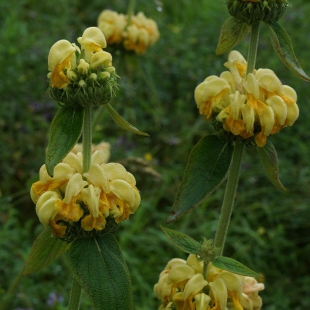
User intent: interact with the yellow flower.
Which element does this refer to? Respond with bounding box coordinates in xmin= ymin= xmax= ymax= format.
xmin=97 ymin=10 xmax=160 ymax=54
xmin=98 ymin=10 xmax=127 ymax=45
xmin=77 ymin=27 xmax=107 ymax=62
xmin=30 ymin=148 xmax=140 ymax=239
xmin=48 ymin=40 xmax=78 ymax=89
xmin=154 ymin=256 xmax=264 ymax=310
xmin=123 ymin=12 xmax=160 ymax=54
xmin=195 ymin=50 xmax=299 ymax=147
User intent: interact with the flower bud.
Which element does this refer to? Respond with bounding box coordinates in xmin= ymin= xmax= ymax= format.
xmin=78 ymin=59 xmax=90 ymax=75
xmin=227 ymin=0 xmax=289 ymax=24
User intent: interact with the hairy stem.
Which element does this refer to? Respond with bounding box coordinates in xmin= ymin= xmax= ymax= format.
xmin=246 ymin=22 xmax=260 ymax=75
xmin=83 ymin=106 xmax=92 ymax=173
xmin=214 ymin=141 xmax=244 ymax=255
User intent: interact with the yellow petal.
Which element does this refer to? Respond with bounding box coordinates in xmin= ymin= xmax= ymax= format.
xmin=183 ymin=273 xmax=208 ymax=301
xmin=165 ymin=258 xmax=187 ymax=270
xmin=109 ymin=179 xmax=135 ymax=207
xmin=90 ymin=51 xmax=113 ymax=70
xmin=257 ymin=72 xmax=282 ymax=93
xmin=286 ymin=102 xmax=299 ymax=126
xmin=266 ymin=95 xmax=287 ymax=125
xmin=194 ymin=293 xmax=211 ymax=310
xmin=209 ymin=278 xmax=227 ymax=310
xmin=48 ymin=39 xmax=76 ymax=72
xmin=62 ymin=152 xmax=83 ymax=174
xmin=103 ymin=163 xmax=135 ymax=184
xmin=77 ymin=27 xmax=107 ymax=61
xmin=217 ymin=271 xmax=242 ymax=297
xmin=186 ymin=254 xmax=203 ymax=274
xmin=39 ymin=163 xmax=75 ymax=184
xmin=36 ymin=191 xmax=60 ymax=226
xmin=82 ymin=184 xmax=101 ymax=218
xmin=167 ymin=264 xmax=195 ymax=285
xmin=83 ymin=164 xmax=110 ymax=192
xmin=63 ymin=173 xmax=88 ymax=203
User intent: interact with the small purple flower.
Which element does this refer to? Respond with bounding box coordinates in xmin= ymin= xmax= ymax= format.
xmin=46 ymin=292 xmax=64 ymax=306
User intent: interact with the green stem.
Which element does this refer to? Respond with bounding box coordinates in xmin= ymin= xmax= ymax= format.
xmin=83 ymin=106 xmax=92 ymax=173
xmin=69 ymin=107 xmax=92 ymax=309
xmin=214 ymin=141 xmax=244 ymax=255
xmin=68 ymin=277 xmax=82 ymax=310
xmin=126 ymin=0 xmax=136 ymax=27
xmin=246 ymin=22 xmax=260 ymax=75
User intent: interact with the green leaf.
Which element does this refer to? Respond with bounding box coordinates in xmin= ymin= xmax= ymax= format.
xmin=160 ymin=226 xmax=200 ymax=254
xmin=24 ymin=227 xmax=70 ymax=275
xmin=105 ymin=103 xmax=149 ymax=136
xmin=216 ymin=18 xmax=249 ymax=55
xmin=266 ymin=22 xmax=310 ymax=81
xmin=69 ymin=235 xmax=133 ymax=310
xmin=212 ymin=256 xmax=259 ymax=278
xmin=257 ymin=140 xmax=287 ymax=192
xmin=167 ymin=135 xmax=233 ymax=223
xmin=46 ymin=107 xmax=85 ymax=176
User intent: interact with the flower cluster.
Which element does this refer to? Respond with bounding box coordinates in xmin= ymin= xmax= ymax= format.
xmin=30 ymin=149 xmax=140 ymax=240
xmin=48 ymin=27 xmax=119 ymax=107
xmin=154 ymin=254 xmax=264 ymax=310
xmin=195 ymin=51 xmax=299 ymax=147
xmin=98 ymin=10 xmax=160 ymax=54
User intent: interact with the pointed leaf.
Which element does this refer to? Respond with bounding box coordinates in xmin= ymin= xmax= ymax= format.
xmin=46 ymin=107 xmax=85 ymax=176
xmin=24 ymin=227 xmax=70 ymax=275
xmin=167 ymin=135 xmax=233 ymax=223
xmin=69 ymin=235 xmax=133 ymax=310
xmin=216 ymin=18 xmax=249 ymax=55
xmin=266 ymin=22 xmax=310 ymax=81
xmin=257 ymin=140 xmax=287 ymax=192
xmin=160 ymin=226 xmax=200 ymax=254
xmin=106 ymin=103 xmax=149 ymax=136
xmin=212 ymin=256 xmax=259 ymax=278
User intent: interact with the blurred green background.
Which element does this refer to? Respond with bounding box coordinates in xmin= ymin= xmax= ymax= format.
xmin=0 ymin=0 xmax=310 ymax=309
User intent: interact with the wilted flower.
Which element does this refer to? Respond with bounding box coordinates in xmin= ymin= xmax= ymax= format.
xmin=48 ymin=27 xmax=119 ymax=107
xmin=195 ymin=50 xmax=299 ymax=147
xmin=30 ymin=149 xmax=140 ymax=240
xmin=154 ymin=254 xmax=264 ymax=310
xmin=98 ymin=10 xmax=160 ymax=54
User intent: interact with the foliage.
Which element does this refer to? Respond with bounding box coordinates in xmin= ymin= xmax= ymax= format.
xmin=0 ymin=0 xmax=310 ymax=309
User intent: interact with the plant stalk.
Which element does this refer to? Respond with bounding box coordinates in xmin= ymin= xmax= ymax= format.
xmin=69 ymin=107 xmax=92 ymax=309
xmin=246 ymin=22 xmax=260 ymax=75
xmin=68 ymin=277 xmax=82 ymax=310
xmin=83 ymin=106 xmax=92 ymax=173
xmin=214 ymin=141 xmax=244 ymax=255
xmin=126 ymin=0 xmax=136 ymax=27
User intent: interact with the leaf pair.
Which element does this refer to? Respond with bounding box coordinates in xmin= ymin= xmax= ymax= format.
xmin=216 ymin=18 xmax=310 ymax=81
xmin=160 ymin=226 xmax=259 ymax=278
xmin=168 ymin=135 xmax=286 ymax=222
xmin=45 ymin=104 xmax=148 ymax=177
xmin=24 ymin=229 xmax=133 ymax=310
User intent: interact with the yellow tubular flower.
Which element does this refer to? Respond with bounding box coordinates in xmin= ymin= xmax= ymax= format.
xmin=77 ymin=27 xmax=107 ymax=62
xmin=48 ymin=40 xmax=78 ymax=89
xmin=30 ymin=148 xmax=140 ymax=239
xmin=195 ymin=50 xmax=299 ymax=147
